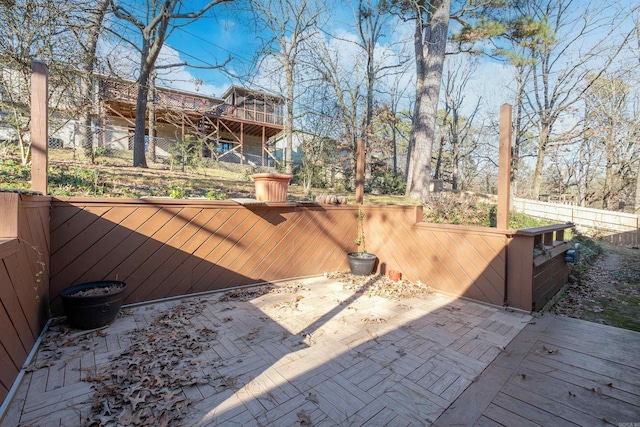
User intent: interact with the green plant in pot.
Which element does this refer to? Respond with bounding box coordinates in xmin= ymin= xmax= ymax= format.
xmin=347 ymin=207 xmax=377 ymax=275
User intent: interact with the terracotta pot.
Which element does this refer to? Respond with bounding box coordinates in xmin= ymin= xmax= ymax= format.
xmin=388 ymin=270 xmax=402 ymax=281
xmin=252 ymin=173 xmax=292 ymax=202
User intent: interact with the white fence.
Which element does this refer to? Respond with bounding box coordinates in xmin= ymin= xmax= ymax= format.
xmin=513 ymin=198 xmax=639 ymax=244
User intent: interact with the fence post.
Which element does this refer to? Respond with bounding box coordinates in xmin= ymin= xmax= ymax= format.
xmin=30 ymin=60 xmax=48 ymax=195
xmin=497 ymin=104 xmax=512 ymax=229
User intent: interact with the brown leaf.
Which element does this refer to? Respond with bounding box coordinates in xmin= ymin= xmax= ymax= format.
xmin=305 ymin=392 xmax=319 ymax=404
xmin=293 ymin=409 xmax=312 ymax=426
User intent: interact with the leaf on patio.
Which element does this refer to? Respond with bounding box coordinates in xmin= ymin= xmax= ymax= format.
xmin=590 ymin=386 xmax=603 ymax=395
xmin=362 ymin=317 xmax=386 ymax=324
xmin=273 ymin=295 xmax=305 ymax=311
xmin=305 ymin=392 xmax=319 ymax=404
xmin=219 ymin=286 xmax=272 ymax=302
xmin=293 ymin=409 xmax=312 ymax=426
xmin=327 ymin=271 xmax=436 ymax=300
xmin=244 ymin=327 xmax=261 ymax=341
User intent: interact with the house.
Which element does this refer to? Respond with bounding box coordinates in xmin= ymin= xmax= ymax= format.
xmin=1 ymin=66 xmax=286 ymax=166
xmin=95 ymin=79 xmax=285 ymax=166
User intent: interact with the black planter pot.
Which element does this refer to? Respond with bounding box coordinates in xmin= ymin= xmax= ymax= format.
xmin=60 ymin=281 xmax=127 ymax=329
xmin=347 ymin=252 xmax=377 ymax=276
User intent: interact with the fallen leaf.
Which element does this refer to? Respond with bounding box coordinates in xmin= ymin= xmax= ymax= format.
xmin=293 ymin=409 xmax=312 ymax=426
xmin=305 ymin=392 xmax=319 ymax=404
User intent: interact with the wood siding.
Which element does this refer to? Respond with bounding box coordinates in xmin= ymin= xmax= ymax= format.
xmin=0 ymin=193 xmax=50 ymax=404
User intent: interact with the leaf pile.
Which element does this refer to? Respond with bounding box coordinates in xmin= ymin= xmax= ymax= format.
xmin=325 ymin=271 xmax=436 ymax=300
xmin=218 ymin=285 xmax=273 ymax=302
xmin=86 ymin=299 xmax=215 ymax=426
xmin=71 ymin=284 xmax=125 ymax=297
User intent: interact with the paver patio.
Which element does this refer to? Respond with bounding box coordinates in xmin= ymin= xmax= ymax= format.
xmin=2 ymin=275 xmax=639 ymax=426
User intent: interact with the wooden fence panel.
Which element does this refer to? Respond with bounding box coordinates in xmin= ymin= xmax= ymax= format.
xmin=49 ymin=199 xmax=357 ymax=314
xmin=363 ymin=206 xmax=508 ymax=307
xmin=513 ymin=198 xmax=639 ymax=243
xmin=0 ymin=193 xmax=50 ymax=404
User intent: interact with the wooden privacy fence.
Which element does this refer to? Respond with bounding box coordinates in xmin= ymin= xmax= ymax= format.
xmin=1 ymin=196 xmax=573 ymax=412
xmin=513 ymin=198 xmax=639 ymax=244
xmin=0 ymin=192 xmax=50 ymax=405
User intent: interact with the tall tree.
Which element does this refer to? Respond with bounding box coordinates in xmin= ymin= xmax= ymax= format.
xmin=0 ymin=0 xmax=81 ymax=165
xmin=109 ymin=0 xmax=232 ymax=168
xmin=512 ymin=0 xmax=632 ymax=199
xmin=583 ymin=74 xmax=640 ymax=209
xmin=251 ymin=0 xmax=322 ymax=174
xmin=441 ymin=55 xmax=480 ymax=190
xmin=404 ymin=0 xmax=450 ymax=201
xmin=69 ymin=0 xmax=111 ymax=161
xmin=400 ymin=0 xmax=506 ymax=201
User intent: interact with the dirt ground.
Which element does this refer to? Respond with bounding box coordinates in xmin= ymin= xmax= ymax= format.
xmin=550 ymin=243 xmax=640 ymax=332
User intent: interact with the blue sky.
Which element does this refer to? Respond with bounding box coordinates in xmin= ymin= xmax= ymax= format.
xmin=104 ymin=0 xmax=638 ymax=117
xmin=154 ymin=1 xmax=363 ymax=97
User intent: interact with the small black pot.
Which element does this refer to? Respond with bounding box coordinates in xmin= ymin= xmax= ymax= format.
xmin=347 ymin=252 xmax=377 ymax=276
xmin=60 ymin=281 xmax=127 ymax=329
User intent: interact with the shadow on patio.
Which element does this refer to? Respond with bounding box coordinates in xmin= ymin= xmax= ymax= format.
xmin=2 ymin=275 xmax=532 ymax=426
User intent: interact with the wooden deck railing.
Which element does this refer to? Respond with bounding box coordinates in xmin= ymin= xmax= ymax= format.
xmin=99 ymin=80 xmax=284 ymax=126
xmin=506 ymin=223 xmax=574 ymax=311
xmin=0 ymin=197 xmax=575 ymax=410
xmin=0 ymin=192 xmax=50 ymax=405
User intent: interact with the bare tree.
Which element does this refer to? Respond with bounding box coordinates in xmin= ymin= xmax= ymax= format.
xmin=109 ymin=0 xmax=232 ymax=168
xmin=310 ymin=35 xmax=366 ymax=186
xmin=251 ymin=0 xmax=322 ymax=174
xmin=513 ymin=0 xmax=633 ymax=199
xmin=0 ymin=0 xmax=82 ymax=164
xmin=441 ymin=55 xmax=480 ymax=190
xmin=582 ymin=73 xmax=640 ymax=209
xmin=68 ymin=0 xmax=111 ymax=161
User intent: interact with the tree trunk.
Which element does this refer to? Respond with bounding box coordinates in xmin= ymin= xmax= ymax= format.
xmin=78 ymin=0 xmax=109 ymax=161
xmin=405 ymin=0 xmax=449 ymax=201
xmin=148 ymin=71 xmax=157 ymax=163
xmin=285 ymin=64 xmax=294 ymax=174
xmin=133 ymin=71 xmax=150 ymax=168
xmin=634 ymin=10 xmax=640 ymax=212
xmin=531 ymin=123 xmax=549 ymax=199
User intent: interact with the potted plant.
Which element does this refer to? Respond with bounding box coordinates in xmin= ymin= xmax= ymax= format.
xmin=347 ymin=207 xmax=377 ymax=275
xmin=60 ymin=281 xmax=127 ymax=329
xmin=252 ymin=172 xmax=292 ymax=202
